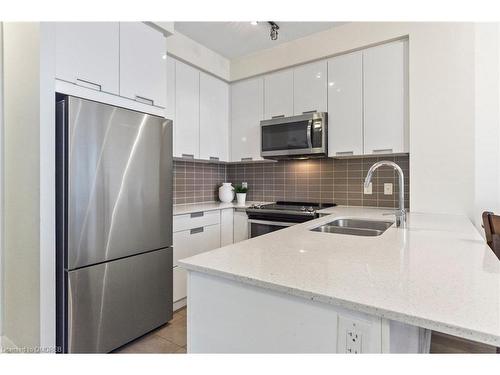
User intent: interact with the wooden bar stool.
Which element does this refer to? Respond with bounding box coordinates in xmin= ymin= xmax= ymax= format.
xmin=482 ymin=211 xmax=500 ymax=261
xmin=481 ymin=212 xmax=500 ymax=353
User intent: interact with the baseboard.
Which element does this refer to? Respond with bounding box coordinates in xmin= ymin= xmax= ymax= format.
xmin=1 ymin=335 xmax=18 ymax=352
xmin=173 ymin=298 xmax=187 ymax=312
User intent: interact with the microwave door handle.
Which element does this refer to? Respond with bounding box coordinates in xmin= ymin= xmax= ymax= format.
xmin=306 ymin=119 xmax=313 ymax=148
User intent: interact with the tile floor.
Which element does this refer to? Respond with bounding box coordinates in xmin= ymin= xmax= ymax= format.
xmin=113 ymin=307 xmax=497 ymax=354
xmin=113 ymin=307 xmax=187 ymax=354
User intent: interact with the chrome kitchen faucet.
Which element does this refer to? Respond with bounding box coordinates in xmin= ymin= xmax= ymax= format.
xmin=364 ymin=161 xmax=407 ymax=228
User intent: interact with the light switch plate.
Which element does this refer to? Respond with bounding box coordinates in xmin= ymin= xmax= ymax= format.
xmin=384 ymin=183 xmax=393 ymax=195
xmin=363 ymin=182 xmax=372 ymax=195
xmin=242 ymin=182 xmax=248 ymax=189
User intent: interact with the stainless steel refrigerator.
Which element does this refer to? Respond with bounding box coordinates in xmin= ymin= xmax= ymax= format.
xmin=56 ymin=96 xmax=173 ymax=353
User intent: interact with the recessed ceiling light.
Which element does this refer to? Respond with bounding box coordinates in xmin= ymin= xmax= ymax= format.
xmin=250 ymin=21 xmax=258 ymax=26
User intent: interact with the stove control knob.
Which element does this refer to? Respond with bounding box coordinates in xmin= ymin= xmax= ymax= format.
xmin=300 ymin=206 xmax=306 ymax=211
xmin=307 ymin=206 xmax=314 ymax=212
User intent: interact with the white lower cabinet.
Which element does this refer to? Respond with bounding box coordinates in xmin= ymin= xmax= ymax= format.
xmin=220 ymin=209 xmax=234 ymax=246
xmin=173 ymin=266 xmax=187 ymax=304
xmin=172 ymin=211 xmax=221 ymax=308
xmin=172 ymin=207 xmax=250 ymax=309
xmin=173 ymin=224 xmax=221 ymax=266
xmin=233 ymin=209 xmax=249 ymax=242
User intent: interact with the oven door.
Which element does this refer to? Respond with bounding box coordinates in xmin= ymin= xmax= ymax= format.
xmin=260 ymin=112 xmax=327 ymax=158
xmin=248 ymin=219 xmax=296 ymax=239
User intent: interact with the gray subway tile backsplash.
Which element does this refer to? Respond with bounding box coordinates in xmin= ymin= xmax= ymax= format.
xmin=173 ymin=155 xmax=410 ymax=209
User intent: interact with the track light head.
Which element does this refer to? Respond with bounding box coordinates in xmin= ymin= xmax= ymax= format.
xmin=268 ymin=21 xmax=279 ymax=41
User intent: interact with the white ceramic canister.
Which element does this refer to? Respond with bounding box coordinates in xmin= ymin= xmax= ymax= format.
xmin=218 ymin=182 xmax=234 ymax=203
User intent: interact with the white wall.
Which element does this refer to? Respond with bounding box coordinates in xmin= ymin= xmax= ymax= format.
xmin=0 ymin=21 xmax=4 ymax=345
xmin=167 ymin=30 xmax=230 ymax=81
xmin=474 ymin=23 xmax=500 ymax=231
xmin=2 ymin=22 xmax=55 ymax=350
xmin=3 ymin=22 xmax=41 ymax=348
xmin=231 ymin=22 xmax=477 ymax=219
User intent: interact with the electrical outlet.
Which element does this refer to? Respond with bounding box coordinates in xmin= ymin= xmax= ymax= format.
xmin=384 ymin=183 xmax=393 ymax=195
xmin=337 ymin=315 xmax=371 ymax=354
xmin=346 ymin=329 xmax=362 ymax=354
xmin=242 ymin=182 xmax=248 ymax=189
xmin=363 ymin=182 xmax=372 ymax=195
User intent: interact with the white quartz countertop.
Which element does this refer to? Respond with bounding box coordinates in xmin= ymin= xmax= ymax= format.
xmin=179 ymin=206 xmax=500 ymax=346
xmin=173 ymin=201 xmax=271 ymax=216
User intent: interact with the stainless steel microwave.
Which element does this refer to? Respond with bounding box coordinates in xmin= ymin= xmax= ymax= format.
xmin=260 ymin=112 xmax=328 ymax=159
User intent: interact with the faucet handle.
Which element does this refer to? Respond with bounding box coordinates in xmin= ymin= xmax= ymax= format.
xmin=382 ymin=208 xmax=406 ymax=216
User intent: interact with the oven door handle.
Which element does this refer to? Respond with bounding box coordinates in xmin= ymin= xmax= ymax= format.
xmin=247 ymin=219 xmax=297 ymax=227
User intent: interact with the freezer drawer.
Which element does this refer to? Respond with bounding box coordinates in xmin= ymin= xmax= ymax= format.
xmin=66 ymin=248 xmax=173 ymax=353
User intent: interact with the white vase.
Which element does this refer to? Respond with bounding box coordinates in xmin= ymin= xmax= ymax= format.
xmin=236 ymin=193 xmax=247 ymax=206
xmin=218 ymin=182 xmax=234 ymax=203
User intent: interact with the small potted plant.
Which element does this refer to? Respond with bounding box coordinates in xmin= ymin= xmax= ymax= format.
xmin=235 ymin=184 xmax=248 ymax=206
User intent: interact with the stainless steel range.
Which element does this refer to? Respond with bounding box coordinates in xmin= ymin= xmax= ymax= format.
xmin=246 ymin=201 xmax=336 ymax=238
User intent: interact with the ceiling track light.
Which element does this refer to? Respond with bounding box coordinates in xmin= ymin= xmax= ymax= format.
xmin=268 ymin=21 xmax=279 ymax=41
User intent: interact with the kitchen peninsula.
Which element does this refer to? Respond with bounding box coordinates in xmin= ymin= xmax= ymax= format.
xmin=179 ymin=207 xmax=500 ymax=353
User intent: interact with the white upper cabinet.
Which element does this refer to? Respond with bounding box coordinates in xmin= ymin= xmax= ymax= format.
xmin=327 ymin=52 xmax=363 ymax=157
xmin=363 ymin=40 xmax=408 ymax=154
xmin=231 ymin=77 xmax=265 ymax=162
xmin=174 ymin=60 xmax=200 ymax=158
xmin=55 ymin=22 xmax=119 ymax=94
xmin=293 ymin=60 xmax=327 ymax=115
xmin=166 ymin=55 xmax=176 ymax=122
xmin=264 ymin=69 xmax=294 ymax=119
xmin=119 ymin=22 xmax=167 ymax=108
xmin=199 ymin=72 xmax=229 ymax=161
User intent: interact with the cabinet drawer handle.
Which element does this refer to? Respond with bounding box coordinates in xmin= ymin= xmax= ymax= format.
xmin=76 ymin=78 xmax=101 ymax=91
xmin=135 ymin=95 xmax=154 ymax=106
xmin=209 ymin=156 xmax=220 ymax=161
xmin=302 ymin=110 xmax=317 ymax=114
xmin=190 ymin=212 xmax=204 ymax=218
xmin=182 ymin=154 xmax=194 ymax=159
xmin=271 ymin=115 xmax=285 ymax=119
xmin=190 ymin=227 xmax=204 ymax=235
xmin=241 ymin=157 xmax=253 ymax=161
xmin=372 ymin=148 xmax=393 ymax=154
xmin=336 ymin=151 xmax=354 ymax=156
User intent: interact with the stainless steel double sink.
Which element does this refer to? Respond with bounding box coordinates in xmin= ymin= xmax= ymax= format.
xmin=311 ymin=218 xmax=394 ymax=237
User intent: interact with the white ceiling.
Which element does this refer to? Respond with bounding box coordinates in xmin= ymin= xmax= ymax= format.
xmin=174 ymin=22 xmax=345 ymax=60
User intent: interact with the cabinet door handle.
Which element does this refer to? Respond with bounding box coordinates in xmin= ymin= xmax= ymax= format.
xmin=302 ymin=110 xmax=317 ymax=114
xmin=182 ymin=154 xmax=194 ymax=159
xmin=190 ymin=212 xmax=204 ymax=218
xmin=271 ymin=115 xmax=285 ymax=119
xmin=209 ymin=156 xmax=220 ymax=161
xmin=241 ymin=157 xmax=253 ymax=161
xmin=76 ymin=78 xmax=102 ymax=91
xmin=336 ymin=151 xmax=354 ymax=156
xmin=190 ymin=227 xmax=204 ymax=235
xmin=372 ymin=148 xmax=393 ymax=154
xmin=135 ymin=95 xmax=154 ymax=106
